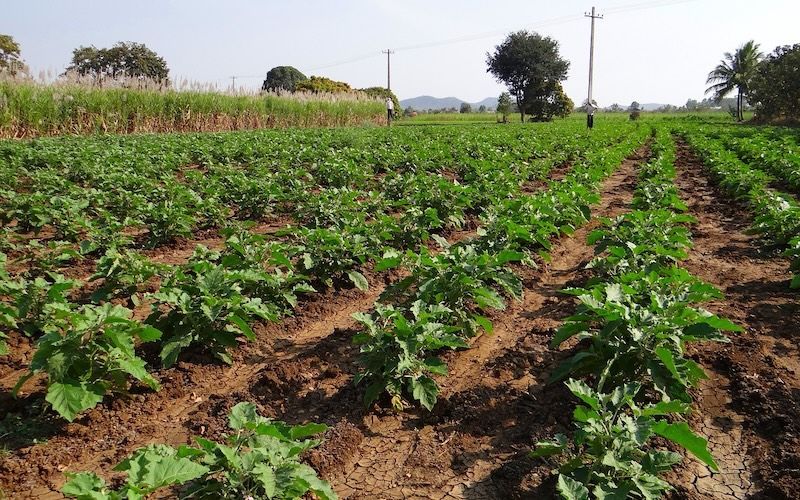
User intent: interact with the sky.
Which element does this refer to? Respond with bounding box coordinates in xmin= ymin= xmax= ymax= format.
xmin=4 ymin=0 xmax=799 ymax=106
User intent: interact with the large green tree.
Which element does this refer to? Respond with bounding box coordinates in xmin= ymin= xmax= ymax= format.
xmin=705 ymin=40 xmax=762 ymax=121
xmin=0 ymin=34 xmax=26 ymax=75
xmin=486 ymin=31 xmax=570 ymax=122
xmin=749 ymin=44 xmax=800 ymax=122
xmin=261 ymin=66 xmax=307 ymax=92
xmin=66 ymin=42 xmax=169 ymax=83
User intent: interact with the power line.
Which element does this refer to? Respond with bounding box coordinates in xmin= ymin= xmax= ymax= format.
xmin=224 ymin=0 xmax=699 ymax=82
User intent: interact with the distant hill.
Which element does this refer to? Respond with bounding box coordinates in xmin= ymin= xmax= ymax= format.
xmin=641 ymin=103 xmax=667 ymax=111
xmin=400 ymin=95 xmax=498 ymax=111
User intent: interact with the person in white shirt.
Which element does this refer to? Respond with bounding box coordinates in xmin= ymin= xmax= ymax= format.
xmin=386 ymin=97 xmax=394 ymax=124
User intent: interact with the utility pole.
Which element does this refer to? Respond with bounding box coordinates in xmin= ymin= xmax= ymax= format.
xmin=382 ymin=49 xmax=394 ymax=127
xmin=585 ymin=6 xmax=603 ymax=129
xmin=382 ymin=49 xmax=394 ymax=90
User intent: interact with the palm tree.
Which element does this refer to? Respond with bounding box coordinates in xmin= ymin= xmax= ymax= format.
xmin=705 ymin=40 xmax=763 ymax=121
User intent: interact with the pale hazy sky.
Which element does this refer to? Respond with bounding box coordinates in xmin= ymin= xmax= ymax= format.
xmin=4 ymin=0 xmax=799 ymax=105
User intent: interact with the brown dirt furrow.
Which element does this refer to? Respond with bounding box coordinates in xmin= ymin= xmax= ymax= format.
xmin=669 ymin=141 xmax=800 ymax=500
xmin=324 ymin=145 xmax=646 ymax=499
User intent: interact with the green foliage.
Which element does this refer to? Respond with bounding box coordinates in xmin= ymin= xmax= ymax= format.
xmin=750 ymin=43 xmax=800 ymax=122
xmin=526 ymin=82 xmax=573 ymax=121
xmin=66 ymin=42 xmax=169 ymax=82
xmin=459 ymin=102 xmax=472 ymax=114
xmin=286 ymin=227 xmax=371 ymax=291
xmin=14 ymin=303 xmax=162 ymax=421
xmin=535 ymin=130 xmax=735 ymax=498
xmin=681 ymin=126 xmax=800 ymax=285
xmin=146 ymin=243 xmax=299 ymax=367
xmin=381 ymin=242 xmax=523 ymax=336
xmin=705 ymin=40 xmax=763 ymax=121
xmin=551 ymin=268 xmax=736 ymax=400
xmin=353 ymin=302 xmax=466 ymax=410
xmin=0 ymin=261 xmax=77 ymax=339
xmin=532 ymin=380 xmax=716 ymax=499
xmin=90 ymin=248 xmax=165 ymax=303
xmin=587 ymin=210 xmax=695 ymax=276
xmin=497 ymin=92 xmax=511 ymax=123
xmin=486 ymin=30 xmax=570 ymax=122
xmin=0 ymin=33 xmax=25 ymax=75
xmin=295 ymin=76 xmax=351 ymax=93
xmin=62 ymin=402 xmax=335 ymax=499
xmin=261 ymin=66 xmax=307 ymax=92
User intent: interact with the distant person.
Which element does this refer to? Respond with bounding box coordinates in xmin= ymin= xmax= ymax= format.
xmin=386 ymin=97 xmax=394 ymax=125
xmin=587 ymin=102 xmax=595 ymax=129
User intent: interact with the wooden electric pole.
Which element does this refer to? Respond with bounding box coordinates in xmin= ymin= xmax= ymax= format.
xmin=585 ymin=6 xmax=603 ymax=128
xmin=382 ymin=49 xmax=394 ymax=90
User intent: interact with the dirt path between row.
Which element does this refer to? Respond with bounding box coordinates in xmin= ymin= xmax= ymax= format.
xmin=669 ymin=141 xmax=800 ymax=500
xmin=0 ymin=145 xmax=646 ymax=499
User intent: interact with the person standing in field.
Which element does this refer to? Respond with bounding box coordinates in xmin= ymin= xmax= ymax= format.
xmin=386 ymin=97 xmax=394 ymax=125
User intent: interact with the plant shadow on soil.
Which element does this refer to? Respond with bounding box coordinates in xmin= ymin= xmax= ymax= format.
xmin=0 ymin=395 xmax=68 ymax=452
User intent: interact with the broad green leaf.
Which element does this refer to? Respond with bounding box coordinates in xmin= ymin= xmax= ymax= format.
xmin=346 ymin=270 xmax=369 ymax=292
xmin=472 ymin=314 xmax=493 ymax=335
xmin=652 ymin=421 xmax=718 ymax=471
xmin=47 ymin=381 xmax=105 ymax=422
xmin=565 ymin=379 xmax=599 ymax=411
xmin=117 ymin=356 xmax=160 ymax=391
xmin=129 ymin=452 xmax=208 ymax=490
xmin=252 ymin=463 xmax=277 ymax=498
xmin=423 ymin=357 xmax=448 ymax=376
xmin=229 ymin=402 xmax=260 ymax=430
xmin=61 ymin=472 xmax=107 ymax=498
xmin=551 ymin=321 xmax=587 ymax=347
xmin=641 ymin=400 xmax=691 ymax=416
xmin=159 ymin=334 xmax=193 ymax=368
xmin=474 ymin=287 xmax=505 ymax=310
xmin=530 ymin=434 xmax=568 ymax=457
xmin=495 ymin=249 xmax=525 ymax=266
xmin=375 ymin=257 xmax=401 ymax=271
xmin=654 ymin=347 xmax=686 ymax=386
xmin=289 ymin=422 xmax=328 ymax=440
xmin=293 ymin=463 xmax=338 ymax=500
xmin=229 ymin=314 xmax=256 ymax=341
xmin=410 ymin=376 xmax=438 ymax=411
xmin=557 ymin=474 xmax=590 ymax=500
xmin=137 ymin=326 xmax=163 ymax=342
xmin=363 ymin=381 xmax=385 ymax=406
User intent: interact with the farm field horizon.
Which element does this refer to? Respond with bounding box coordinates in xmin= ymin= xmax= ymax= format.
xmin=0 ymin=113 xmax=799 ymax=499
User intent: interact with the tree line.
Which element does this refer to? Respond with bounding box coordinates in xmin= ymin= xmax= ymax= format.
xmin=0 ymin=35 xmax=399 ymax=110
xmin=707 ymin=40 xmax=800 ymax=122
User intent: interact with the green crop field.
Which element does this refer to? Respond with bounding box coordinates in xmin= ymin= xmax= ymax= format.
xmin=0 ymin=114 xmax=799 ymax=499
